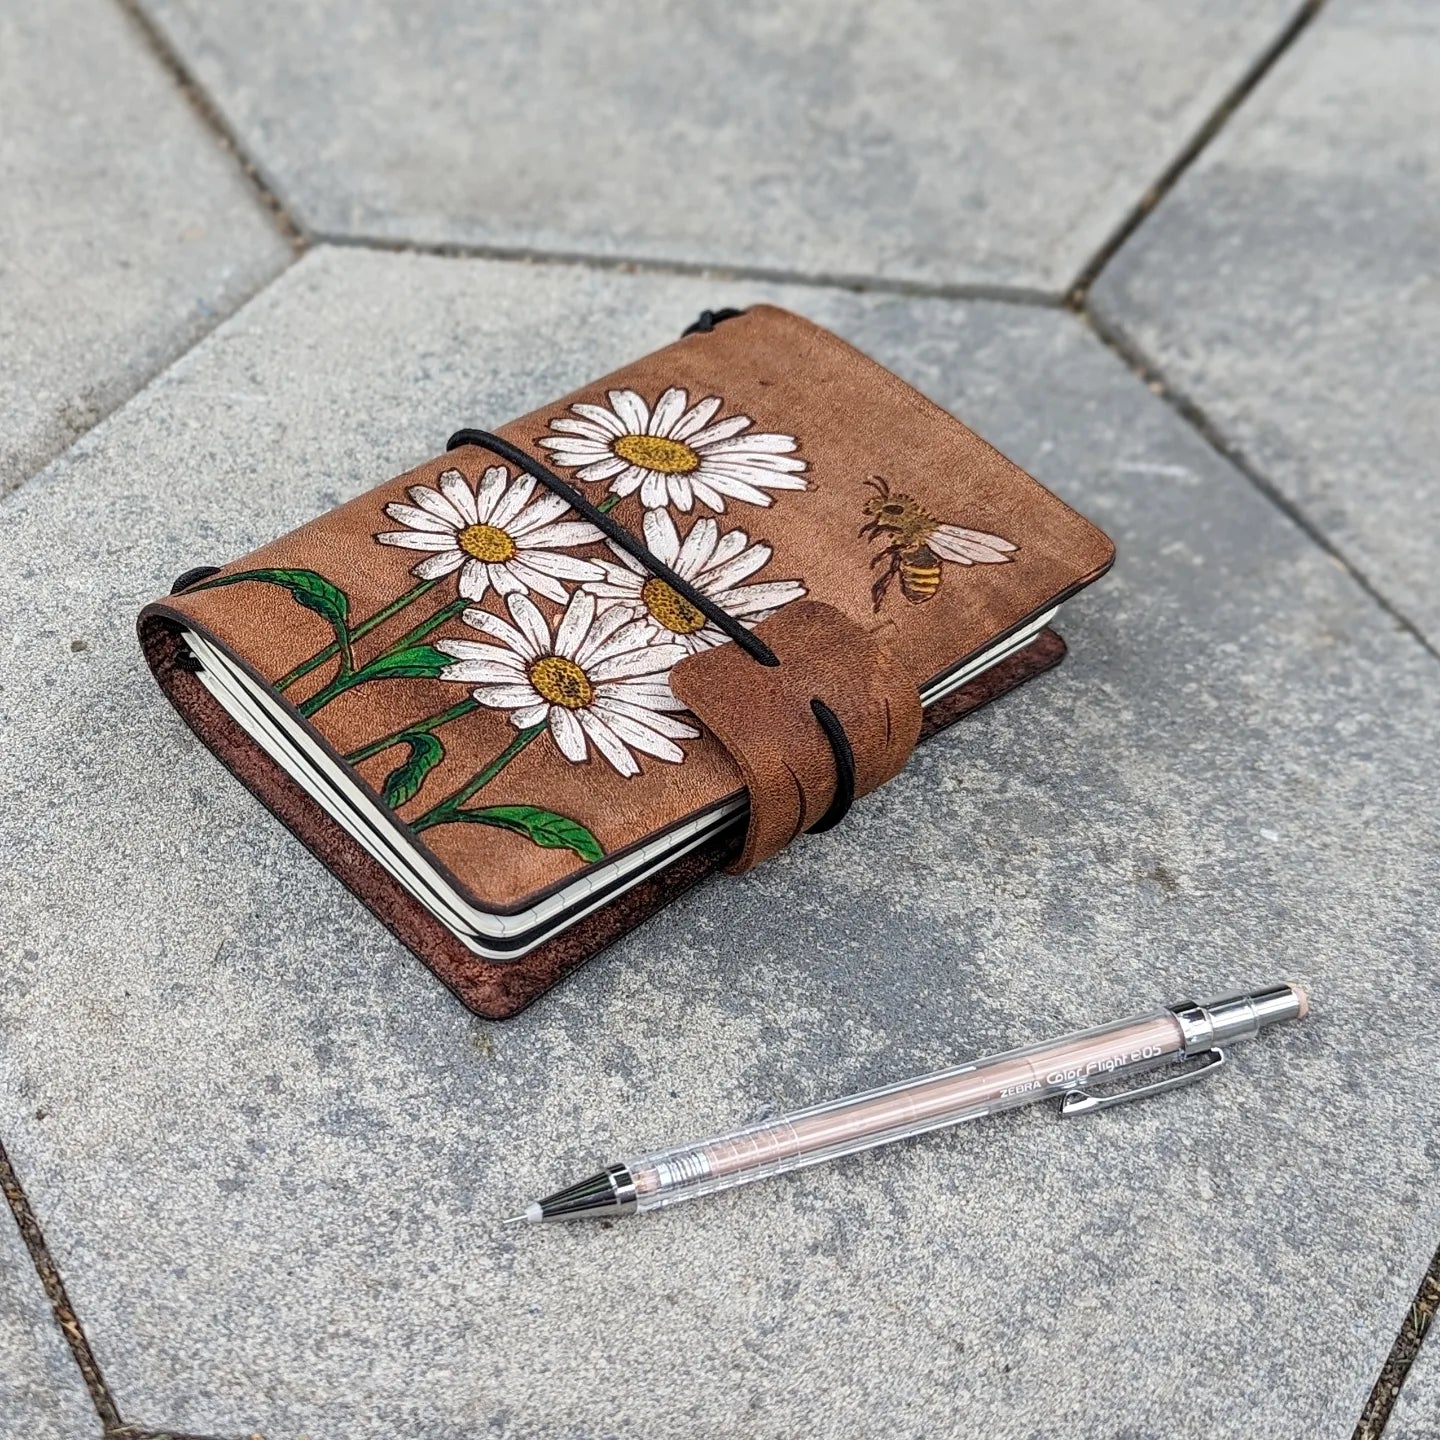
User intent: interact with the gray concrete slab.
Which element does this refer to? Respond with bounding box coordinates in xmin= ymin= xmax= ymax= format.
xmin=0 ymin=0 xmax=291 ymax=493
xmin=136 ymin=0 xmax=1300 ymax=292
xmin=1389 ymin=1335 xmax=1440 ymax=1440
xmin=0 ymin=1208 xmax=96 ymax=1440
xmin=1 ymin=248 xmax=1437 ymax=1439
xmin=1091 ymin=0 xmax=1440 ymax=650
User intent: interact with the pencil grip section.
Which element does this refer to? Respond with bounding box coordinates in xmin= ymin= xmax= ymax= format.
xmin=626 ymin=1120 xmax=812 ymax=1214
xmin=625 ymin=1010 xmax=1187 ymax=1213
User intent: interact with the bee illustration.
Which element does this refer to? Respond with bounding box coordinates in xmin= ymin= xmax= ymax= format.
xmin=860 ymin=475 xmax=1017 ymax=612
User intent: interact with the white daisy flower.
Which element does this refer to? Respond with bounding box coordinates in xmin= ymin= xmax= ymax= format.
xmin=437 ymin=591 xmax=699 ymax=778
xmin=374 ymin=465 xmax=605 ymax=604
xmin=583 ymin=509 xmax=806 ymax=655
xmin=536 ymin=386 xmax=808 ymax=513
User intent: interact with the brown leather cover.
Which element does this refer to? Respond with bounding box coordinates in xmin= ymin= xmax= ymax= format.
xmin=136 ymin=304 xmax=1114 ymax=1016
xmin=671 ymin=601 xmax=923 ymax=872
xmin=139 ymin=615 xmax=1067 ymax=1018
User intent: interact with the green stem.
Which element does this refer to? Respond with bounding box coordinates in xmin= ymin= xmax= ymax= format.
xmin=388 ymin=596 xmax=469 ymax=651
xmin=297 ymin=670 xmax=355 ymax=717
xmin=412 ymin=725 xmax=545 ymax=832
xmin=276 ymin=579 xmax=438 ymax=691
xmin=277 ymin=494 xmax=621 ymax=694
xmin=294 ymin=596 xmax=472 ymax=719
xmin=344 ymin=698 xmax=480 ymax=765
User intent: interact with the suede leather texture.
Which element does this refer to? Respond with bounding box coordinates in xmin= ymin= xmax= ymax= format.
xmin=671 ymin=601 xmax=922 ymax=872
xmin=146 ymin=305 xmax=1113 ymax=915
xmin=138 ymin=615 xmax=1067 ymax=1018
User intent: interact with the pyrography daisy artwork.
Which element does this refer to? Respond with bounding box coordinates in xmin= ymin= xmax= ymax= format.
xmin=437 ymin=591 xmax=699 ymax=778
xmin=375 ymin=465 xmax=606 ymax=603
xmin=583 ymin=509 xmax=806 ymax=655
xmin=537 ymin=387 xmax=808 ymax=514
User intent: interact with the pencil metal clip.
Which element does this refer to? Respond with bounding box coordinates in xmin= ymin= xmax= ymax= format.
xmin=1059 ymin=1047 xmax=1227 ymax=1117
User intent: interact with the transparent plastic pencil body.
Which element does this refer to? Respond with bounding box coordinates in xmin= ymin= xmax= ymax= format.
xmin=514 ymin=985 xmax=1306 ymax=1223
xmin=625 ymin=1010 xmax=1184 ymax=1212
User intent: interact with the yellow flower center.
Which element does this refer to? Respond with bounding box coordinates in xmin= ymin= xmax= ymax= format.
xmin=641 ymin=577 xmax=707 ymax=635
xmin=612 ymin=433 xmax=701 ymax=475
xmin=528 ymin=655 xmax=595 ymax=709
xmin=456 ymin=522 xmax=517 ymax=563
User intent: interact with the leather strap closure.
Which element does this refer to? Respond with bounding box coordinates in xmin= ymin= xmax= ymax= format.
xmin=670 ymin=601 xmax=922 ymax=874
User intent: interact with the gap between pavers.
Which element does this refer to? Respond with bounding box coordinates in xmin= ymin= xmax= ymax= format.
xmin=134 ymin=0 xmax=1303 ymax=293
xmin=0 ymin=0 xmax=293 ymax=495
xmin=0 ymin=1170 xmax=101 ymax=1440
xmin=1382 ymin=1312 xmax=1440 ymax=1440
xmin=1091 ymin=0 xmax=1440 ymax=653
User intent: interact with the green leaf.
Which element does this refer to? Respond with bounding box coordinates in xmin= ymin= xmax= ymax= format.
xmin=196 ymin=568 xmax=352 ymax=670
xmin=448 ymin=805 xmax=604 ymax=863
xmin=381 ymin=731 xmax=446 ymax=808
xmin=356 ymin=643 xmax=452 ymax=682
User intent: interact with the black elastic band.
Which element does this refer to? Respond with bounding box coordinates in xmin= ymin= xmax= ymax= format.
xmin=447 ymin=424 xmax=856 ymax=831
xmin=167 ymin=567 xmax=222 ymax=673
xmin=162 ymin=399 xmax=857 ymax=832
xmin=171 ymin=565 xmax=221 ymax=594
xmin=446 ymin=421 xmax=858 ymax=831
xmin=678 ymin=304 xmax=853 ymax=827
xmin=805 ymin=699 xmax=856 ymax=833
xmin=446 ymin=428 xmax=779 ymax=667
xmin=681 ymin=307 xmax=747 ymax=337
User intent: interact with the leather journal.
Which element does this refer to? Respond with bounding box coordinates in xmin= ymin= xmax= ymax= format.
xmin=139 ymin=306 xmax=1115 ymax=1018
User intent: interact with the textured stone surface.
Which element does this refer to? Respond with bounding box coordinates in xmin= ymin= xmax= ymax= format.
xmin=0 ymin=1208 xmax=95 ymax=1440
xmin=137 ymin=0 xmax=1299 ymax=291
xmin=1091 ymin=0 xmax=1440 ymax=649
xmin=1390 ymin=1337 xmax=1440 ymax=1440
xmin=0 ymin=0 xmax=291 ymax=493
xmin=1 ymin=249 xmax=1437 ymax=1438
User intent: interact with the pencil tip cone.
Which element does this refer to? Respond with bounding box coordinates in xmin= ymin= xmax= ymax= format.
xmin=502 ymin=1203 xmax=543 ymax=1226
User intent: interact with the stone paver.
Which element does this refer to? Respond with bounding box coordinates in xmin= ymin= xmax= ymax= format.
xmin=1389 ymin=1335 xmax=1440 ymax=1440
xmin=137 ymin=0 xmax=1300 ymax=292
xmin=1091 ymin=0 xmax=1440 ymax=649
xmin=1 ymin=249 xmax=1437 ymax=1439
xmin=0 ymin=0 xmax=291 ymax=493
xmin=0 ymin=1206 xmax=96 ymax=1440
